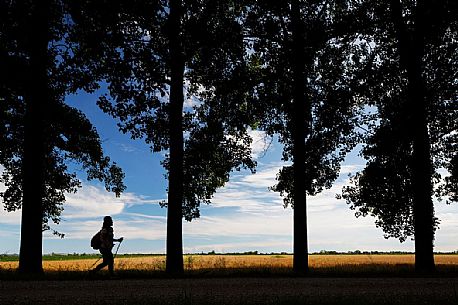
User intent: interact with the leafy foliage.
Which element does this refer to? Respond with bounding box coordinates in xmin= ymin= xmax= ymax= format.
xmin=0 ymin=0 xmax=126 ymax=233
xmin=243 ymin=1 xmax=369 ymax=207
xmin=72 ymin=0 xmax=256 ymax=221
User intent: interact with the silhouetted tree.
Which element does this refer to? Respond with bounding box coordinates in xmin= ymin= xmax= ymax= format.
xmin=340 ymin=0 xmax=457 ymax=272
xmin=0 ymin=0 xmax=125 ymax=274
xmin=70 ymin=0 xmax=255 ymax=273
xmin=244 ymin=0 xmax=369 ymax=273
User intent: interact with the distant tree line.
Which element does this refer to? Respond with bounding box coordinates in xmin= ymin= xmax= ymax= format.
xmin=0 ymin=0 xmax=456 ymax=274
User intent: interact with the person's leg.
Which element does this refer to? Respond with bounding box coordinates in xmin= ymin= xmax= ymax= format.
xmin=107 ymin=251 xmax=114 ymax=274
xmin=93 ymin=249 xmax=109 ymax=272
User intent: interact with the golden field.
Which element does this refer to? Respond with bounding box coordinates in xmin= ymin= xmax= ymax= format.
xmin=1 ymin=254 xmax=458 ymax=272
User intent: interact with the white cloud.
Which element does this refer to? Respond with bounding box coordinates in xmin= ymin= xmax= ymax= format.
xmin=56 ymin=183 xmax=166 ymax=242
xmin=118 ymin=143 xmax=139 ymax=153
xmin=63 ymin=183 xmax=160 ymax=219
xmin=54 ymin=217 xmax=166 ymax=241
xmin=184 ymin=95 xmax=202 ymax=109
xmin=208 ymin=164 xmax=286 ymax=216
xmin=248 ymin=129 xmax=274 ymax=159
xmin=1 ymin=161 xmax=458 ymax=254
xmin=0 ymin=177 xmax=165 ymax=238
xmin=339 ymin=164 xmax=365 ymax=175
xmin=189 ymin=161 xmax=432 ymax=252
xmin=112 ymin=160 xmax=458 ymax=253
xmin=183 ymin=80 xmax=205 ymax=109
xmin=0 ymin=208 xmax=21 ymax=226
xmin=63 ymin=185 xmax=125 ymax=219
xmin=433 ymin=203 xmax=458 ymax=252
xmin=239 ymin=162 xmax=284 ymax=189
xmin=0 ymin=165 xmax=22 ymax=226
xmin=184 ymin=213 xmax=292 ymax=239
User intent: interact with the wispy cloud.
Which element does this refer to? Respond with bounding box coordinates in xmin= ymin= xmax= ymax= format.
xmin=183 ymin=213 xmax=292 ymax=239
xmin=339 ymin=164 xmax=365 ymax=175
xmin=1 ymin=162 xmax=458 ymax=253
xmin=248 ymin=129 xmax=275 ymax=159
xmin=239 ymin=162 xmax=285 ymax=188
xmin=0 ymin=208 xmax=21 ymax=226
xmin=207 ymin=165 xmax=281 ymax=214
xmin=54 ymin=217 xmax=166 ymax=241
xmin=63 ymin=184 xmax=160 ymax=219
xmin=118 ymin=143 xmax=139 ymax=153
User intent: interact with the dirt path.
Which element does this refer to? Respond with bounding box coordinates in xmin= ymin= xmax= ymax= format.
xmin=1 ymin=277 xmax=458 ymax=305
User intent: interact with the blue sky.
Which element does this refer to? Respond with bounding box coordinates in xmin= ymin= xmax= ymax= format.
xmin=0 ymin=91 xmax=457 ymax=255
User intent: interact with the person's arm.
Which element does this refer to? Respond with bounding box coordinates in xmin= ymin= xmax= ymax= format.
xmin=114 ymin=237 xmax=124 ymax=242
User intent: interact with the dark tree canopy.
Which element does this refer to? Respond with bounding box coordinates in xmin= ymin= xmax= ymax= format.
xmin=0 ymin=103 xmax=125 ymax=233
xmin=71 ymin=0 xmax=256 ymax=220
xmin=244 ymin=1 xmax=369 ymax=203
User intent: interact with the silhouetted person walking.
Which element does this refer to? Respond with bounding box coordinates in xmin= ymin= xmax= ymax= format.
xmin=92 ymin=216 xmax=123 ymax=275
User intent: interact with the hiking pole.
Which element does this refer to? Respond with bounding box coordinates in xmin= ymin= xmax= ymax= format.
xmin=113 ymin=239 xmax=123 ymax=259
xmin=89 ymin=256 xmax=103 ymax=270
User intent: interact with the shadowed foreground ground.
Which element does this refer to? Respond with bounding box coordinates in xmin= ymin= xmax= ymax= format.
xmin=1 ymin=277 xmax=458 ymax=305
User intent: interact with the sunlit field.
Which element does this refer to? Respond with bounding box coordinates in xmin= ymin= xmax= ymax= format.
xmin=2 ymin=255 xmax=458 ymax=305
xmin=1 ymin=254 xmax=458 ymax=273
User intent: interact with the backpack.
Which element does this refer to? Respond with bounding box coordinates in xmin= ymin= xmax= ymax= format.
xmin=91 ymin=231 xmax=101 ymax=250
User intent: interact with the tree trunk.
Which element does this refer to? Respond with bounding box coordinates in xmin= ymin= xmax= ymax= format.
xmin=409 ymin=0 xmax=435 ymax=273
xmin=291 ymin=0 xmax=309 ymax=274
xmin=390 ymin=0 xmax=435 ymax=272
xmin=18 ymin=0 xmax=50 ymax=274
xmin=166 ymin=0 xmax=184 ymax=274
xmin=410 ymin=88 xmax=435 ymax=273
